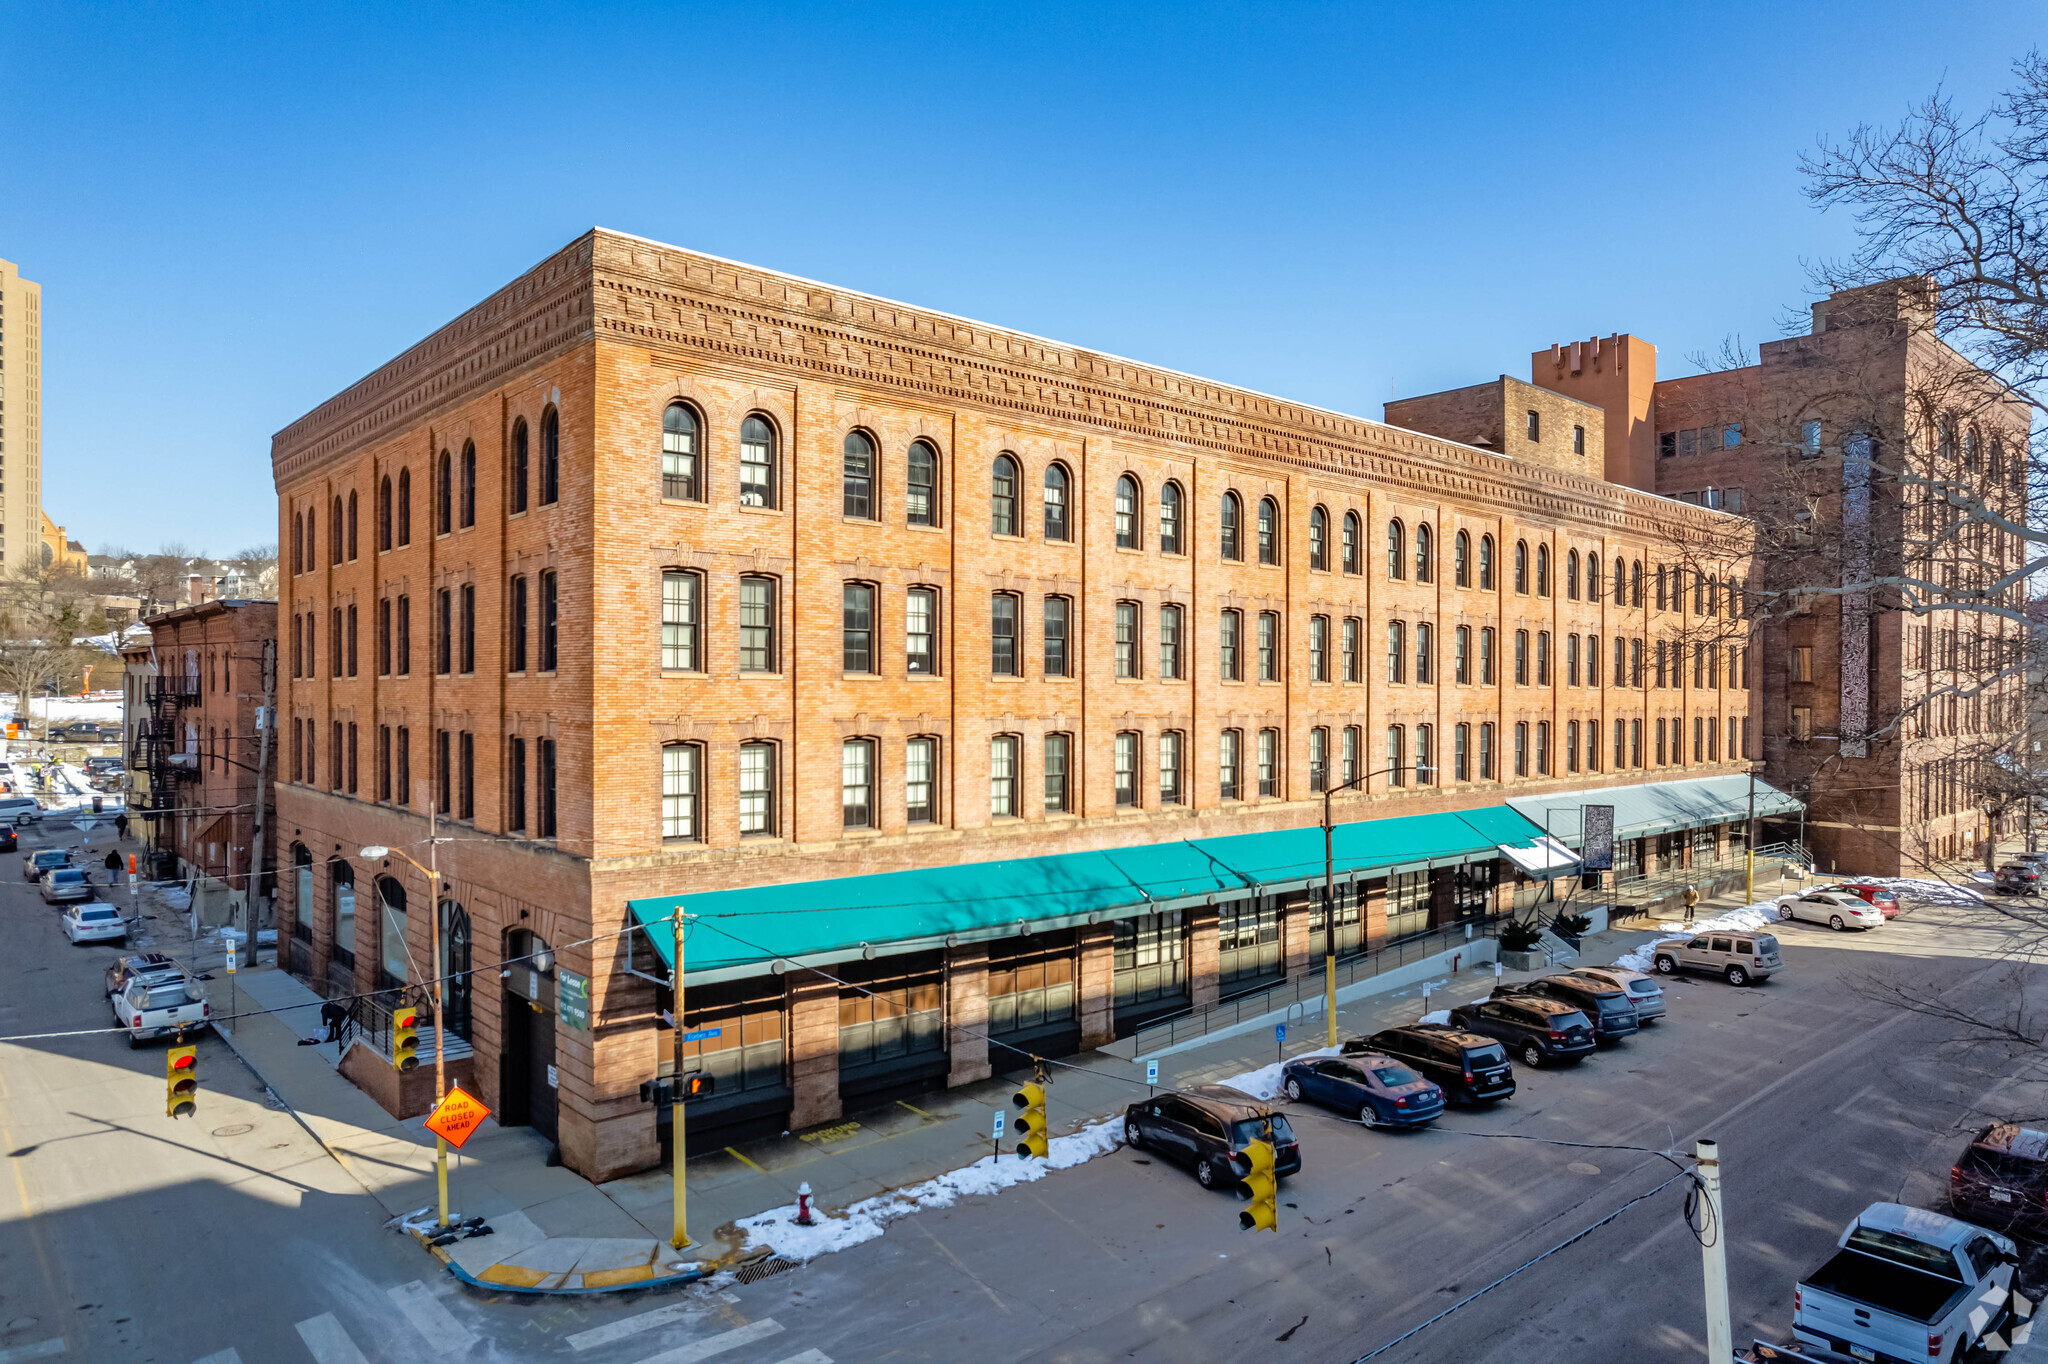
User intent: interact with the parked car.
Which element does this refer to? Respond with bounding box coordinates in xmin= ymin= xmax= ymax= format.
xmin=21 ymin=849 xmax=70 ymax=881
xmin=1777 ymin=889 xmax=1885 ymax=931
xmin=1950 ymin=1123 xmax=2048 ymax=1239
xmin=105 ymin=951 xmax=182 ymax=999
xmin=1355 ymin=1025 xmax=1516 ymax=1106
xmin=1280 ymin=1053 xmax=1443 ymax=1128
xmin=1123 ymin=1085 xmax=1302 ymax=1189
xmin=0 ymin=796 xmax=43 ymax=827
xmin=1566 ymin=966 xmax=1668 ymax=1025
xmin=0 ymin=823 xmax=19 ymax=854
xmin=1790 ymin=1202 xmax=2017 ymax=1364
xmin=60 ymin=903 xmax=126 ymax=945
xmin=1446 ymin=996 xmax=1596 ymax=1068
xmin=38 ymin=867 xmax=93 ymax=904
xmin=1651 ymin=931 xmax=1781 ymax=986
xmin=1822 ymin=881 xmax=1902 ymax=918
xmin=1495 ymin=974 xmax=1640 ymax=1043
xmin=1994 ymin=862 xmax=2041 ymax=895
xmin=112 ymin=973 xmax=210 ymax=1046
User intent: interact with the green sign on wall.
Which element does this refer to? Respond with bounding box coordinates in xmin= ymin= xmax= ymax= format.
xmin=557 ymin=969 xmax=591 ymax=1032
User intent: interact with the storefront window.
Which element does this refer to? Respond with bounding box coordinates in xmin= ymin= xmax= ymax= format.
xmin=1218 ymin=896 xmax=1281 ymax=995
xmin=1386 ymin=871 xmax=1430 ymax=940
xmin=1112 ymin=911 xmax=1186 ymax=1014
xmin=987 ymin=936 xmax=1076 ymax=1036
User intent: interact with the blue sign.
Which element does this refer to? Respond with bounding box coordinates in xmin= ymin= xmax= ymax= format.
xmin=681 ymin=1027 xmax=722 ymax=1042
xmin=1275 ymin=1023 xmax=1287 ymax=1044
xmin=993 ymin=1111 xmax=1005 ymax=1140
xmin=1145 ymin=1059 xmax=1159 ymax=1086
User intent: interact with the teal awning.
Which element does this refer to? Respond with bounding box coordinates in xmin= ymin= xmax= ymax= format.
xmin=627 ymin=804 xmax=1551 ymax=981
xmin=1505 ymin=774 xmax=1803 ymax=846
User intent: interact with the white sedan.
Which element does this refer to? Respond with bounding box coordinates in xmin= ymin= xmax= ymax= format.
xmin=1777 ymin=889 xmax=1883 ymax=931
xmin=61 ymin=903 xmax=127 ymax=944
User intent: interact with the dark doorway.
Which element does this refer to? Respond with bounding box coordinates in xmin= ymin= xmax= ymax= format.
xmin=440 ymin=901 xmax=472 ymax=1040
xmin=498 ymin=929 xmax=558 ymax=1142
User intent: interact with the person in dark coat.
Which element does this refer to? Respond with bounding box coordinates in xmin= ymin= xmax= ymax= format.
xmin=320 ymin=999 xmax=350 ymax=1043
xmin=103 ymin=850 xmax=121 ymax=879
xmin=113 ymin=812 xmax=129 ymax=840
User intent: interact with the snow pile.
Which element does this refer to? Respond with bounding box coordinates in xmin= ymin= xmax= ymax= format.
xmin=159 ymin=885 xmax=192 ymax=911
xmin=1419 ymin=1009 xmax=1452 ymax=1026
xmin=1861 ymin=876 xmax=1988 ymax=906
xmin=1611 ymin=899 xmax=1785 ymax=971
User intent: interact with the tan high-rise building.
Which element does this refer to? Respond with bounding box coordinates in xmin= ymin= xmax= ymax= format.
xmin=0 ymin=259 xmax=43 ymax=575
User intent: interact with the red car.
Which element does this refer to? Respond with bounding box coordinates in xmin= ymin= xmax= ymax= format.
xmin=1822 ymin=882 xmax=1900 ymax=918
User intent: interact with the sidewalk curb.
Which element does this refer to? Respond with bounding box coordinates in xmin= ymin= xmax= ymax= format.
xmin=211 ymin=1011 xmax=392 ymax=1211
xmin=405 ymin=1220 xmax=774 ymax=1296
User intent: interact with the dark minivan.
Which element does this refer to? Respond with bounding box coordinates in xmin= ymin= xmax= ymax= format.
xmin=1124 ymin=1084 xmax=1302 ymax=1190
xmin=1448 ymin=996 xmax=1597 ymax=1068
xmin=1496 ymin=974 xmax=1640 ymax=1044
xmin=1951 ymin=1124 xmax=2048 ymax=1238
xmin=1355 ymin=1025 xmax=1516 ymax=1106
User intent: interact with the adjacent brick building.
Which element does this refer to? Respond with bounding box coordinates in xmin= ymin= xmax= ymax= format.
xmin=272 ymin=230 xmax=1757 ymax=1181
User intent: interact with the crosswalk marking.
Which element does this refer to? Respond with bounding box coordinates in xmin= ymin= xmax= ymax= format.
xmin=388 ymin=1280 xmax=477 ymax=1351
xmin=631 ymin=1317 xmax=784 ymax=1364
xmin=293 ymin=1314 xmax=369 ymax=1364
xmin=192 ymin=1351 xmax=244 ymax=1364
xmin=566 ymin=1293 xmax=739 ymax=1351
xmin=771 ymin=1352 xmax=833 ymax=1364
xmin=0 ymin=1341 xmax=64 ymax=1364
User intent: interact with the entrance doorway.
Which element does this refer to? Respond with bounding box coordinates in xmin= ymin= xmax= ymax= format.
xmin=498 ymin=929 xmax=557 ymax=1143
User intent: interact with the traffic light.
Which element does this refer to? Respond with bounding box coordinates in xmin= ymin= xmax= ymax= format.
xmin=679 ymin=1072 xmax=714 ymax=1100
xmin=391 ymin=1005 xmax=420 ymax=1072
xmin=1013 ymin=1082 xmax=1048 ymax=1159
xmin=638 ymin=1078 xmax=674 ymax=1106
xmin=1238 ymin=1138 xmax=1277 ymax=1232
xmin=166 ymin=1043 xmax=198 ymax=1118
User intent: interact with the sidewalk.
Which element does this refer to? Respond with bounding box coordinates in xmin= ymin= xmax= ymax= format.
xmin=208 ymin=881 xmax=1778 ymax=1292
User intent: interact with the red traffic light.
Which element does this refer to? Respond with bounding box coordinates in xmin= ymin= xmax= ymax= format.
xmin=680 ymin=1072 xmax=715 ymax=1099
xmin=170 ymin=1053 xmax=195 ymax=1072
xmin=394 ymin=1007 xmax=419 ymax=1029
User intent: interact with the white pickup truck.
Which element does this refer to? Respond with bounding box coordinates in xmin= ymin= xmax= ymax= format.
xmin=1787 ymin=1202 xmax=2021 ymax=1363
xmin=112 ymin=974 xmax=211 ymax=1047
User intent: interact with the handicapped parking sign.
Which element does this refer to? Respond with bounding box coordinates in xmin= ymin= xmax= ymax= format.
xmin=1275 ymin=1023 xmax=1286 ymax=1044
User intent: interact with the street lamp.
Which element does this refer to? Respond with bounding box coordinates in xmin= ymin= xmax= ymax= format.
xmin=361 ymin=838 xmax=453 ymax=1229
xmin=1319 ymin=762 xmax=1433 ymax=1045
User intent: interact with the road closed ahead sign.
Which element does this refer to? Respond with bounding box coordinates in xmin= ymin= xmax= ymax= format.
xmin=423 ymin=1084 xmax=492 ymax=1149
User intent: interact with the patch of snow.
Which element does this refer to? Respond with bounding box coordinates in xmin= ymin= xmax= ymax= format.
xmin=159 ymin=886 xmax=192 ymax=911
xmin=1611 ymin=897 xmax=1789 ymax=970
xmin=1418 ymin=1009 xmax=1452 ymax=1026
xmin=1860 ymin=876 xmax=1988 ymax=906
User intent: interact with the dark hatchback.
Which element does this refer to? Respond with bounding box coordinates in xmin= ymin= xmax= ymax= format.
xmin=1280 ymin=1053 xmax=1444 ymax=1128
xmin=1448 ymin=997 xmax=1597 ymax=1068
xmin=1496 ymin=974 xmax=1640 ymax=1044
xmin=1951 ymin=1123 xmax=2048 ymax=1238
xmin=0 ymin=823 xmax=17 ymax=853
xmin=1124 ymin=1085 xmax=1302 ymax=1190
xmin=1355 ymin=1026 xmax=1516 ymax=1106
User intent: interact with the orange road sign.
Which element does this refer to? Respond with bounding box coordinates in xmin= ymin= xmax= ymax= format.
xmin=423 ymin=1084 xmax=492 ymax=1149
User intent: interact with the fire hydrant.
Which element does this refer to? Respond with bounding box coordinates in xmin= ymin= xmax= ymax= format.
xmin=795 ymin=1182 xmax=815 ymax=1227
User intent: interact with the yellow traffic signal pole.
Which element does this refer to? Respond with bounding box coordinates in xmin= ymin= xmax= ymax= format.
xmin=670 ymin=904 xmax=690 ymax=1251
xmin=361 ymin=820 xmax=449 ymax=1227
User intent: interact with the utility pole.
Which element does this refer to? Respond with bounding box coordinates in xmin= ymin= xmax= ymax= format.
xmin=670 ymin=903 xmax=690 ymax=1250
xmin=1743 ymin=767 xmax=1756 ymax=905
xmin=1696 ymin=1139 xmax=1732 ymax=1360
xmin=243 ymin=639 xmax=274 ymax=967
xmin=429 ymin=778 xmax=449 ymax=1229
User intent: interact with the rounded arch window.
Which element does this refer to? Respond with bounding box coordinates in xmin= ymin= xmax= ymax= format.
xmin=1341 ymin=511 xmax=1361 ymax=574
xmin=1308 ymin=506 xmax=1329 ymax=570
xmin=1043 ymin=463 xmax=1071 ymax=541
xmin=992 ymin=454 xmax=1021 ymax=536
xmin=1257 ymin=498 xmax=1280 ymax=565
xmin=1514 ymin=540 xmax=1529 ymax=593
xmin=906 ymin=439 xmax=938 ymax=525
xmin=375 ymin=874 xmax=408 ymax=989
xmin=436 ymin=450 xmax=453 ymax=535
xmin=440 ymin=900 xmax=473 ymax=1040
xmin=1115 ymin=475 xmax=1140 ymax=549
xmin=1414 ymin=523 xmax=1433 ymax=582
xmin=1566 ymin=549 xmax=1581 ymax=599
xmin=1454 ymin=530 xmax=1471 ymax=586
xmin=662 ymin=403 xmax=702 ymax=501
xmin=1220 ymin=492 xmax=1244 ymax=561
xmin=740 ymin=415 xmax=777 ymax=509
xmin=842 ymin=430 xmax=877 ymax=519
xmin=1479 ymin=534 xmax=1496 ymax=590
xmin=1160 ymin=480 xmax=1184 ymax=554
xmin=1536 ymin=544 xmax=1552 ymax=596
xmin=1387 ymin=520 xmax=1406 ymax=580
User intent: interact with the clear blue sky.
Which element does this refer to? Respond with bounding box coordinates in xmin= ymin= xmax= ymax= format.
xmin=2 ymin=2 xmax=2035 ymax=554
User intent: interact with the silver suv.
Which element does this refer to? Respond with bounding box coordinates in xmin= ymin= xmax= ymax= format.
xmin=1651 ymin=931 xmax=1781 ymax=987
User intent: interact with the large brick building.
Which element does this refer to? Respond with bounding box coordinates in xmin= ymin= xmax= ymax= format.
xmin=272 ymin=230 xmax=1759 ymax=1181
xmin=1390 ymin=279 xmax=2029 ymax=875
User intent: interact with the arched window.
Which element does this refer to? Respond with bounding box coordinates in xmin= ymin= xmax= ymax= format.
xmin=1536 ymin=544 xmax=1551 ymax=596
xmin=906 ymin=440 xmax=937 ymax=525
xmin=1589 ymin=553 xmax=1601 ymax=601
xmin=661 ymin=403 xmax=700 ymax=501
xmin=539 ymin=405 xmax=560 ymax=505
xmin=1257 ymin=498 xmax=1280 ymax=565
xmin=377 ymin=477 xmax=392 ymax=552
xmin=1342 ymin=511 xmax=1360 ymax=574
xmin=347 ymin=490 xmax=359 ymax=560
xmin=1414 ymin=523 xmax=1433 ymax=582
xmin=1160 ymin=481 xmax=1184 ymax=554
xmin=1220 ymin=492 xmax=1243 ymax=561
xmin=396 ymin=467 xmax=412 ymax=545
xmin=330 ymin=496 xmax=344 ymax=565
xmin=330 ymin=858 xmax=356 ymax=968
xmin=1612 ymin=557 xmax=1624 ymax=605
xmin=1387 ymin=521 xmax=1406 ymax=579
xmin=1415 ymin=621 xmax=1433 ymax=683
xmin=436 ymin=450 xmax=453 ymax=535
xmin=1515 ymin=540 xmax=1528 ymax=593
xmin=1115 ymin=475 xmax=1139 ymax=549
xmin=291 ymin=511 xmax=303 ymax=575
xmin=1480 ymin=535 xmax=1496 ymax=590
xmin=843 ymin=430 xmax=877 ymax=519
xmin=1454 ymin=530 xmax=1471 ymax=587
xmin=459 ymin=441 xmax=476 ymax=528
xmin=375 ymin=874 xmax=408 ymax=991
xmin=509 ymin=417 xmax=529 ymax=515
xmin=992 ymin=454 xmax=1021 ymax=536
xmin=1631 ymin=560 xmax=1643 ymax=606
xmin=1308 ymin=506 xmax=1328 ymax=570
xmin=741 ymin=415 xmax=777 ymax=508
xmin=1566 ymin=549 xmax=1580 ymax=599
xmin=440 ymin=901 xmax=472 ymax=1039
xmin=1043 ymin=464 xmax=1071 ymax=541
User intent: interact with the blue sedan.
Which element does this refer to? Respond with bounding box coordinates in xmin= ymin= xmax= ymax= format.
xmin=1280 ymin=1053 xmax=1445 ymax=1128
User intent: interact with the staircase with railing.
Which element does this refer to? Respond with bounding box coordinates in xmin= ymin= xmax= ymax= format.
xmin=131 ymin=678 xmax=199 ymax=850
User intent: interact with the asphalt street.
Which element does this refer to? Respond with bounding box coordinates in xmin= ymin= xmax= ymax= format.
xmin=4 ymin=837 xmax=2047 ymax=1363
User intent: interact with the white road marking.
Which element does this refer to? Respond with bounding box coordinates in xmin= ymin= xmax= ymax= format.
xmin=566 ymin=1292 xmax=739 ymax=1351
xmin=770 ymin=1352 xmax=833 ymax=1364
xmin=293 ymin=1314 xmax=369 ymax=1364
xmin=387 ymin=1280 xmax=477 ymax=1351
xmin=192 ymin=1351 xmax=244 ymax=1364
xmin=631 ymin=1317 xmax=784 ymax=1364
xmin=0 ymin=1341 xmax=64 ymax=1363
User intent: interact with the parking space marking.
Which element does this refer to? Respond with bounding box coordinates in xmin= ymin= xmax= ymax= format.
xmin=629 ymin=1317 xmax=783 ymax=1363
xmin=0 ymin=1341 xmax=65 ymax=1363
xmin=293 ymin=1313 xmax=369 ymax=1364
xmin=388 ymin=1280 xmax=477 ymax=1351
xmin=565 ymin=1294 xmax=737 ymax=1352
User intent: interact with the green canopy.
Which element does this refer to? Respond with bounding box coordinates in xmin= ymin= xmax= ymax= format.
xmin=1506 ymin=773 xmax=1803 ymax=845
xmin=627 ymin=804 xmax=1550 ymax=982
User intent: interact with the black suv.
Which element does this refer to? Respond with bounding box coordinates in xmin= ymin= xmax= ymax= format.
xmin=1447 ymin=996 xmax=1596 ymax=1068
xmin=1123 ymin=1084 xmax=1302 ymax=1190
xmin=1354 ymin=1025 xmax=1516 ymax=1106
xmin=1495 ymin=974 xmax=1639 ymax=1044
xmin=1951 ymin=1123 xmax=2048 ymax=1237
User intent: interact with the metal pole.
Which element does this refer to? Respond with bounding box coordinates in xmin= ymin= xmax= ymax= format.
xmin=1744 ymin=767 xmax=1756 ymax=904
xmin=243 ymin=640 xmax=274 ymax=967
xmin=429 ymin=794 xmax=450 ymax=1229
xmin=670 ymin=904 xmax=690 ymax=1250
xmin=1696 ymin=1139 xmax=1732 ymax=1361
xmin=1323 ymin=787 xmax=1337 ymax=1046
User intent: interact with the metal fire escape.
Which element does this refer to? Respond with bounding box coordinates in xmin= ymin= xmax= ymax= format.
xmin=132 ymin=676 xmax=199 ymax=872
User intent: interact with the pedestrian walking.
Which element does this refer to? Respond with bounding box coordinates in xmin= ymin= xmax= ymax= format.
xmin=113 ymin=812 xmax=128 ymax=840
xmin=1683 ymin=883 xmax=1700 ymax=925
xmin=103 ymin=849 xmax=120 ymax=878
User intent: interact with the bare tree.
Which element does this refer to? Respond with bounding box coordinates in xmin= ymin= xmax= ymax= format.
xmin=129 ymin=542 xmax=194 ymax=612
xmin=0 ymin=560 xmax=99 ymax=737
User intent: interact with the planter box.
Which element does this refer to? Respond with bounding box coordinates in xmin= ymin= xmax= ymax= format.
xmin=1498 ymin=948 xmax=1545 ymax=973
